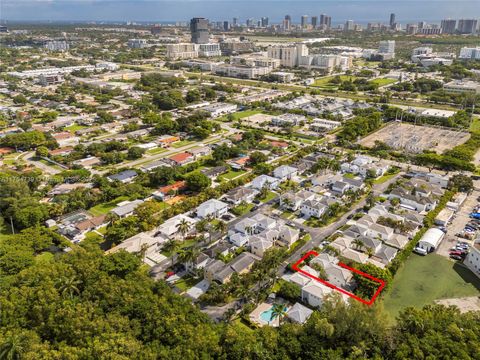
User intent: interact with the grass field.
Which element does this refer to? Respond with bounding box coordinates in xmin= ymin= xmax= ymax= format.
xmin=171 ymin=140 xmax=195 ymax=148
xmin=219 ymin=169 xmax=247 ymax=181
xmin=313 ymin=75 xmax=358 ymax=89
xmin=470 ymin=117 xmax=480 ymax=133
xmin=373 ymin=173 xmax=398 ymax=185
xmin=88 ymin=196 xmax=130 ymax=216
xmin=382 ymin=254 xmax=480 ymax=320
xmin=146 ymin=147 xmax=167 ymax=155
xmin=232 ymin=203 xmax=255 ymax=216
xmin=260 ymin=191 xmax=278 ymax=203
xmin=370 ymin=78 xmax=397 ymax=87
xmin=64 ymin=124 xmax=87 ymax=134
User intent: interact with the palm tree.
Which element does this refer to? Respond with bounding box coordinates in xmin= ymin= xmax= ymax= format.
xmin=138 ymin=243 xmax=149 ymax=262
xmin=176 ymin=219 xmax=191 ymax=241
xmin=352 ymin=238 xmax=365 ymax=251
xmin=244 ymin=225 xmax=253 ymax=236
xmin=57 ymin=276 xmax=81 ymax=299
xmin=178 ymin=247 xmax=200 ymax=271
xmin=270 ymin=303 xmax=287 ymax=325
xmin=0 ymin=335 xmax=25 ymax=360
xmin=282 ymin=196 xmax=293 ymax=210
xmin=366 ymin=247 xmax=374 ymax=258
xmin=214 ymin=220 xmax=227 ymax=235
xmin=163 ymin=239 xmax=180 ymax=266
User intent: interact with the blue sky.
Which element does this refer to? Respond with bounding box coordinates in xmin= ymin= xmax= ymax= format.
xmin=1 ymin=0 xmax=479 ymax=23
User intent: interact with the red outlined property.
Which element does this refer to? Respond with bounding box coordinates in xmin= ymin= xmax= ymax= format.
xmin=291 ymin=250 xmax=386 ymax=305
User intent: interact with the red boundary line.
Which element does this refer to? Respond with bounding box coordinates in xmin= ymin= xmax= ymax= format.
xmin=291 ymin=250 xmax=386 ymax=305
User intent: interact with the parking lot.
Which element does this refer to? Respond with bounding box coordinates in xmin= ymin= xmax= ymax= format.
xmin=436 ymin=186 xmax=480 ymax=259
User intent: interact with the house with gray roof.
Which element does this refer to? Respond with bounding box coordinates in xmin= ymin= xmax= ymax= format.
xmin=286 ymin=303 xmax=313 ymax=324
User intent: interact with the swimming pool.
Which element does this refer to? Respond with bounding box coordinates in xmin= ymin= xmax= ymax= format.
xmin=260 ymin=306 xmax=286 ymax=323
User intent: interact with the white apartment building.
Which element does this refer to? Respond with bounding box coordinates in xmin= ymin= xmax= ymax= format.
xmin=213 ymin=64 xmax=272 ymax=79
xmin=128 ymin=39 xmax=148 ymax=48
xmin=45 ymin=40 xmax=69 ymax=52
xmin=464 ymin=246 xmax=480 ymax=279
xmin=459 ymin=47 xmax=480 ymax=60
xmin=198 ymin=43 xmax=222 ymax=57
xmin=378 ymin=40 xmax=395 ymax=56
xmin=166 ymin=43 xmax=199 ymax=59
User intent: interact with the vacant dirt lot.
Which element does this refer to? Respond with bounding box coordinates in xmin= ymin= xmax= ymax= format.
xmin=358 ymin=122 xmax=470 ymax=154
xmin=435 ymin=296 xmax=480 ymax=313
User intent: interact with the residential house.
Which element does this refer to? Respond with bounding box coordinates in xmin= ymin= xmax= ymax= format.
xmin=373 ymin=244 xmax=398 ymax=265
xmin=155 ymin=214 xmax=197 ymax=240
xmin=280 ymin=190 xmax=316 ymax=211
xmin=277 ymin=226 xmax=300 ymax=248
xmin=213 ymin=252 xmax=258 ymax=283
xmin=251 ymin=175 xmax=280 ymax=190
xmin=301 ymin=282 xmax=333 ymax=308
xmin=286 ymin=303 xmax=313 ymax=324
xmin=228 ymin=156 xmax=250 ymax=170
xmin=110 ymin=200 xmax=144 ymax=218
xmin=187 ymin=146 xmax=212 ymax=160
xmin=229 ymin=232 xmax=249 ymax=247
xmin=52 ymin=131 xmax=79 ymax=147
xmin=107 ymin=170 xmax=138 ymax=184
xmin=204 ymin=259 xmax=226 ymax=281
xmin=196 ymin=199 xmax=229 ymax=219
xmin=387 ymin=188 xmax=438 ymax=212
xmin=250 ymin=235 xmax=274 ymax=257
xmin=157 ymin=135 xmax=180 ymax=147
xmin=201 ymin=165 xmax=228 ymax=179
xmin=301 ymin=199 xmax=327 ymax=219
xmin=185 ymin=253 xmax=211 ymax=274
xmin=152 ymin=181 xmax=186 ymax=200
xmin=224 ymin=187 xmax=258 ymax=205
xmin=167 ymin=152 xmax=193 ymax=166
xmin=273 ymin=165 xmax=298 ymax=181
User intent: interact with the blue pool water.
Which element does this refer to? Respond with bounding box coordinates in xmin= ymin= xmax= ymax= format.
xmin=260 ymin=306 xmax=287 ymax=323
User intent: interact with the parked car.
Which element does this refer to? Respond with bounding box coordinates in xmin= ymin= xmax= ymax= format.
xmin=450 ymin=254 xmax=463 ymax=261
xmin=414 ymin=247 xmax=427 ymax=256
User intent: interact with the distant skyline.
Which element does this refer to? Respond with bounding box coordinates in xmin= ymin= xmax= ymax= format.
xmin=1 ymin=0 xmax=480 ymax=23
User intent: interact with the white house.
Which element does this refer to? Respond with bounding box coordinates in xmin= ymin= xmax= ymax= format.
xmin=300 ymin=200 xmax=327 ymax=219
xmin=273 ymin=165 xmax=298 ymax=181
xmin=301 ymin=282 xmax=333 ymax=308
xmin=155 ymin=214 xmax=197 ymax=240
xmin=251 ymin=175 xmax=280 ymax=190
xmin=196 ymin=199 xmax=229 ymax=219
xmin=277 ymin=226 xmax=300 ymax=248
xmin=249 ymin=235 xmax=274 ymax=257
xmin=286 ymin=303 xmax=313 ymax=324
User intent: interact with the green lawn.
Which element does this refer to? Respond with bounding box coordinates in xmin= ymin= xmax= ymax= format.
xmin=259 ymin=191 xmax=278 ymax=203
xmin=373 ymin=173 xmax=397 ymax=185
xmin=175 ymin=276 xmax=202 ymax=292
xmin=146 ymin=147 xmax=167 ymax=155
xmin=171 ymin=140 xmax=195 ymax=148
xmin=64 ymin=124 xmax=88 ymax=134
xmin=313 ymin=75 xmax=358 ymax=89
xmin=88 ymin=196 xmax=130 ymax=216
xmin=382 ymin=254 xmax=480 ymax=320
xmin=219 ymin=169 xmax=247 ymax=181
xmin=470 ymin=117 xmax=480 ymax=133
xmin=232 ymin=203 xmax=255 ymax=216
xmin=218 ymin=110 xmax=262 ymax=122
xmin=370 ymin=78 xmax=397 ymax=87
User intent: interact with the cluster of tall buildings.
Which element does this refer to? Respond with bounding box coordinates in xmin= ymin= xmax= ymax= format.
xmin=283 ymin=14 xmax=332 ymax=31
xmin=405 ymin=18 xmax=479 ymax=35
xmin=44 ymin=40 xmax=69 ymax=52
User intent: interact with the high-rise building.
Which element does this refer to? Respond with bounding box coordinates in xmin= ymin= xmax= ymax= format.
xmin=223 ymin=21 xmax=230 ymax=31
xmin=379 ymin=40 xmax=395 ymax=55
xmin=440 ymin=19 xmax=457 ymax=34
xmin=418 ymin=21 xmax=427 ymax=29
xmin=246 ymin=18 xmax=255 ymax=27
xmin=389 ymin=13 xmax=396 ymax=29
xmin=311 ymin=16 xmax=318 ymax=28
xmin=232 ymin=18 xmax=238 ymax=27
xmin=345 ymin=20 xmax=355 ymax=31
xmin=320 ymin=15 xmax=332 ymax=29
xmin=458 ymin=19 xmax=478 ymax=34
xmin=406 ymin=23 xmax=418 ymax=35
xmin=284 ymin=15 xmax=292 ymax=30
xmin=190 ymin=17 xmax=210 ymax=44
xmin=301 ymin=15 xmax=309 ymax=29
xmin=261 ymin=17 xmax=269 ymax=27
